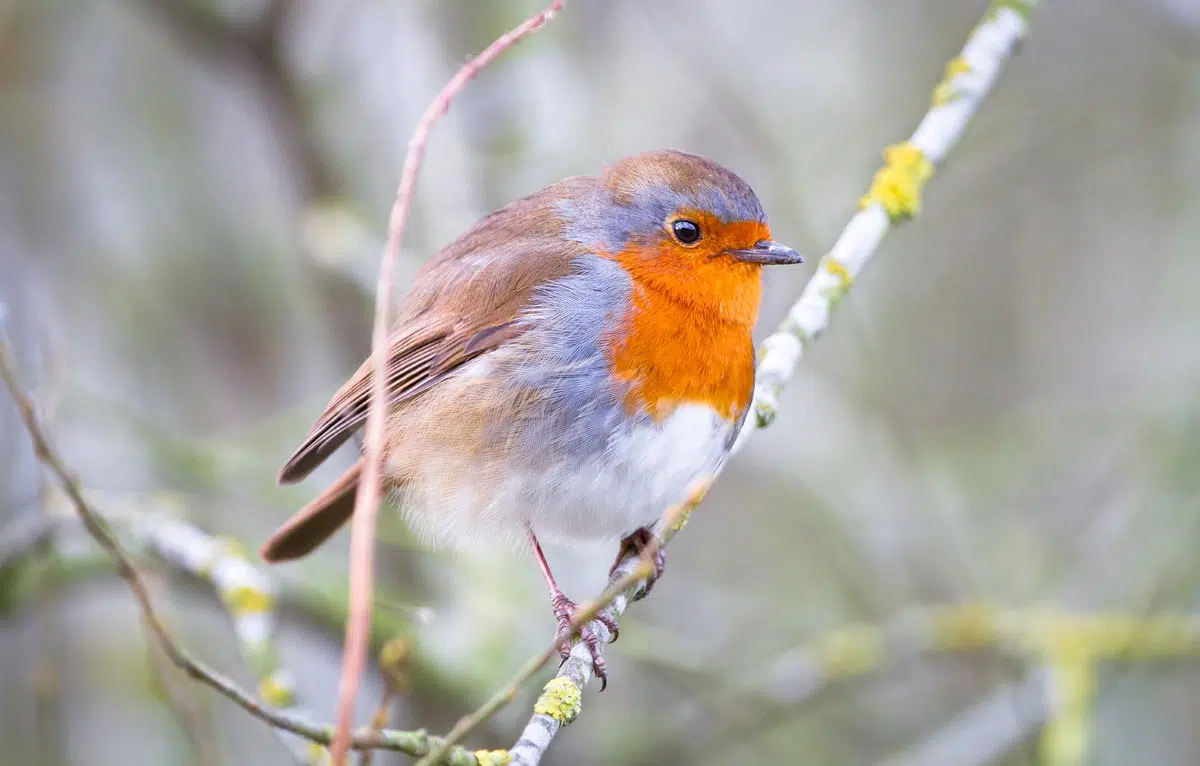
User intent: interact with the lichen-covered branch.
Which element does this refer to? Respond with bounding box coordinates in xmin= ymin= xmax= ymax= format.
xmin=9 ymin=479 xmax=1196 ymax=766
xmin=739 ymin=0 xmax=1039 ymax=444
xmin=764 ymin=605 xmax=1200 ymax=698
xmin=508 ymin=2 xmax=1042 ymax=763
xmin=0 ymin=343 xmax=491 ymax=766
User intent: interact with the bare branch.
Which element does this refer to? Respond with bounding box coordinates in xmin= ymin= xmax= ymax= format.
xmin=140 ymin=569 xmax=222 ymax=766
xmin=330 ymin=2 xmax=564 ymax=763
xmin=877 ymin=670 xmax=1052 ymax=766
xmin=132 ymin=0 xmax=336 ymax=200
xmin=0 ymin=512 xmax=54 ymax=574
xmin=0 ymin=342 xmax=485 ymax=765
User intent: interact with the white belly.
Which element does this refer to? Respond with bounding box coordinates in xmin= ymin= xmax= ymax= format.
xmin=395 ymin=402 xmax=735 ymax=549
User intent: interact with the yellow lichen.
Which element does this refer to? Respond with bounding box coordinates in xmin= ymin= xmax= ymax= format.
xmin=1040 ymin=659 xmax=1095 ymax=766
xmin=930 ymin=603 xmax=1001 ymax=651
xmin=823 ymin=257 xmax=853 ymax=289
xmin=215 ymin=535 xmax=248 ymax=559
xmin=684 ymin=477 xmax=713 ymax=506
xmin=859 ymin=142 xmax=934 ymax=221
xmin=258 ymin=672 xmax=296 ymax=707
xmin=379 ymin=636 xmax=413 ymax=688
xmin=669 ymin=514 xmax=690 ymax=534
xmin=932 ymin=56 xmax=971 ymax=106
xmin=814 ymin=624 xmax=885 ymax=678
xmin=196 ymin=553 xmax=216 ymax=578
xmin=533 ymin=677 xmax=582 ymax=724
xmin=306 ymin=742 xmax=331 ymax=766
xmin=474 ymin=749 xmax=512 ymax=766
xmin=223 ymin=584 xmax=274 ymax=614
xmin=1124 ymin=614 xmax=1200 ymax=659
xmin=818 ymin=274 xmax=849 ymax=307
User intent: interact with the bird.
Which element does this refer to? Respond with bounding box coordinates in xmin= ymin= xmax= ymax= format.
xmin=259 ymin=149 xmax=802 ymax=685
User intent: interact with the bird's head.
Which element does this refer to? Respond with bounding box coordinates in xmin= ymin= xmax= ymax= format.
xmin=558 ymin=149 xmax=801 ymax=325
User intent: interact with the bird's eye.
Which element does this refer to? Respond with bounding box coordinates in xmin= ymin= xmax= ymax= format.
xmin=671 ymin=219 xmax=702 ymax=246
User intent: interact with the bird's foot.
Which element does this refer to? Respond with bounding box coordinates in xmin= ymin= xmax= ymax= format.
xmin=551 ymin=591 xmax=618 ymax=691
xmin=611 ymin=526 xmax=666 ymax=601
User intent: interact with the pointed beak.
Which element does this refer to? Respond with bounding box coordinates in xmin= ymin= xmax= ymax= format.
xmin=727 ymin=240 xmax=803 ymax=265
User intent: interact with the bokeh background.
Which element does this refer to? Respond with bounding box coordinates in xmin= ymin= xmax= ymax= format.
xmin=2 ymin=0 xmax=1200 ymax=764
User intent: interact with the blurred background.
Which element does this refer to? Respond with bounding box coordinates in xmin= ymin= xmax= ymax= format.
xmin=2 ymin=0 xmax=1200 ymax=764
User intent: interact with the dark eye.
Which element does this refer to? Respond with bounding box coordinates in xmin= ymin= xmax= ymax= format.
xmin=671 ymin=219 xmax=702 ymax=245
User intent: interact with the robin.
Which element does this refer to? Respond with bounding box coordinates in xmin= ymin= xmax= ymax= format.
xmin=260 ymin=149 xmax=802 ymax=684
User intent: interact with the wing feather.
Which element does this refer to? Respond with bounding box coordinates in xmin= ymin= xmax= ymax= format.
xmin=277 ymin=178 xmax=601 ymax=484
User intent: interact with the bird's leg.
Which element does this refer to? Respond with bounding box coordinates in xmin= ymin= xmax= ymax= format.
xmin=525 ymin=525 xmax=618 ymax=689
xmin=610 ymin=526 xmax=666 ymax=601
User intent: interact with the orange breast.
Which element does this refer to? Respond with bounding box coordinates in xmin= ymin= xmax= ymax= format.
xmin=605 ymin=241 xmax=762 ymax=422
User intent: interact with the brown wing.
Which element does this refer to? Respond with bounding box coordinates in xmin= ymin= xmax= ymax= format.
xmin=277 ymin=319 xmax=522 ymax=483
xmin=276 ymin=175 xmax=599 ymax=485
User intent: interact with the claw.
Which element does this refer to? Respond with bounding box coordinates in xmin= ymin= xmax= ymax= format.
xmin=612 ymin=527 xmax=666 ymax=601
xmin=528 ymin=525 xmax=620 ymax=689
xmin=551 ymin=592 xmax=617 ymax=690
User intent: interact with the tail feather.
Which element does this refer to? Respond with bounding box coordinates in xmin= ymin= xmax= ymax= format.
xmin=260 ymin=458 xmax=363 ymax=562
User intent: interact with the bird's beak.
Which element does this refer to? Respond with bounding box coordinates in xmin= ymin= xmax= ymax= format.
xmin=726 ymin=240 xmax=803 ymax=265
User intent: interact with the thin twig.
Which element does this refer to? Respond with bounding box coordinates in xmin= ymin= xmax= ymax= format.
xmin=329 ymin=2 xmax=565 ymax=763
xmin=359 ymin=691 xmax=396 ymax=766
xmin=140 ymin=569 xmax=222 ymax=766
xmin=0 ymin=513 xmax=55 ymax=573
xmin=0 ymin=343 xmax=483 ymax=764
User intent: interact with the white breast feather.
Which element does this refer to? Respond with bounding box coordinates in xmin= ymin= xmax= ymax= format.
xmin=397 ymin=403 xmax=734 ymax=548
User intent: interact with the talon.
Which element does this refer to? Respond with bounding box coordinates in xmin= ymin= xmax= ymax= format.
xmin=551 ymin=592 xmax=613 ymax=690
xmin=528 ymin=526 xmax=615 ymax=689
xmin=612 ymin=527 xmax=666 ymax=601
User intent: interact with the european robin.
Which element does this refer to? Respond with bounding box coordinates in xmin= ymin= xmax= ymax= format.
xmin=260 ymin=149 xmax=802 ymax=684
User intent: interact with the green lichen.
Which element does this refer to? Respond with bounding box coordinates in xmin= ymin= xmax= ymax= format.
xmin=242 ymin=637 xmax=280 ymax=678
xmin=819 ymin=281 xmax=849 ymax=308
xmin=754 ymin=401 xmax=777 ymax=429
xmin=987 ymin=0 xmax=1036 ymax=23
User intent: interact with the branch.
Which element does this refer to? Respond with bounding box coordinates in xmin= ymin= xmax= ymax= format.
xmin=139 ymin=569 xmax=222 ymax=766
xmin=133 ymin=0 xmax=336 ymax=200
xmin=506 ymin=1 xmax=1043 ymax=762
xmin=877 ymin=669 xmax=1052 ymax=766
xmin=418 ymin=488 xmax=699 ymax=766
xmin=0 ymin=512 xmax=54 ymax=574
xmin=11 ymin=482 xmax=1198 ymax=766
xmin=330 ymin=2 xmax=564 ymax=763
xmin=0 ymin=344 xmax=490 ymax=765
xmin=742 ymin=0 xmax=1040 ymax=439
